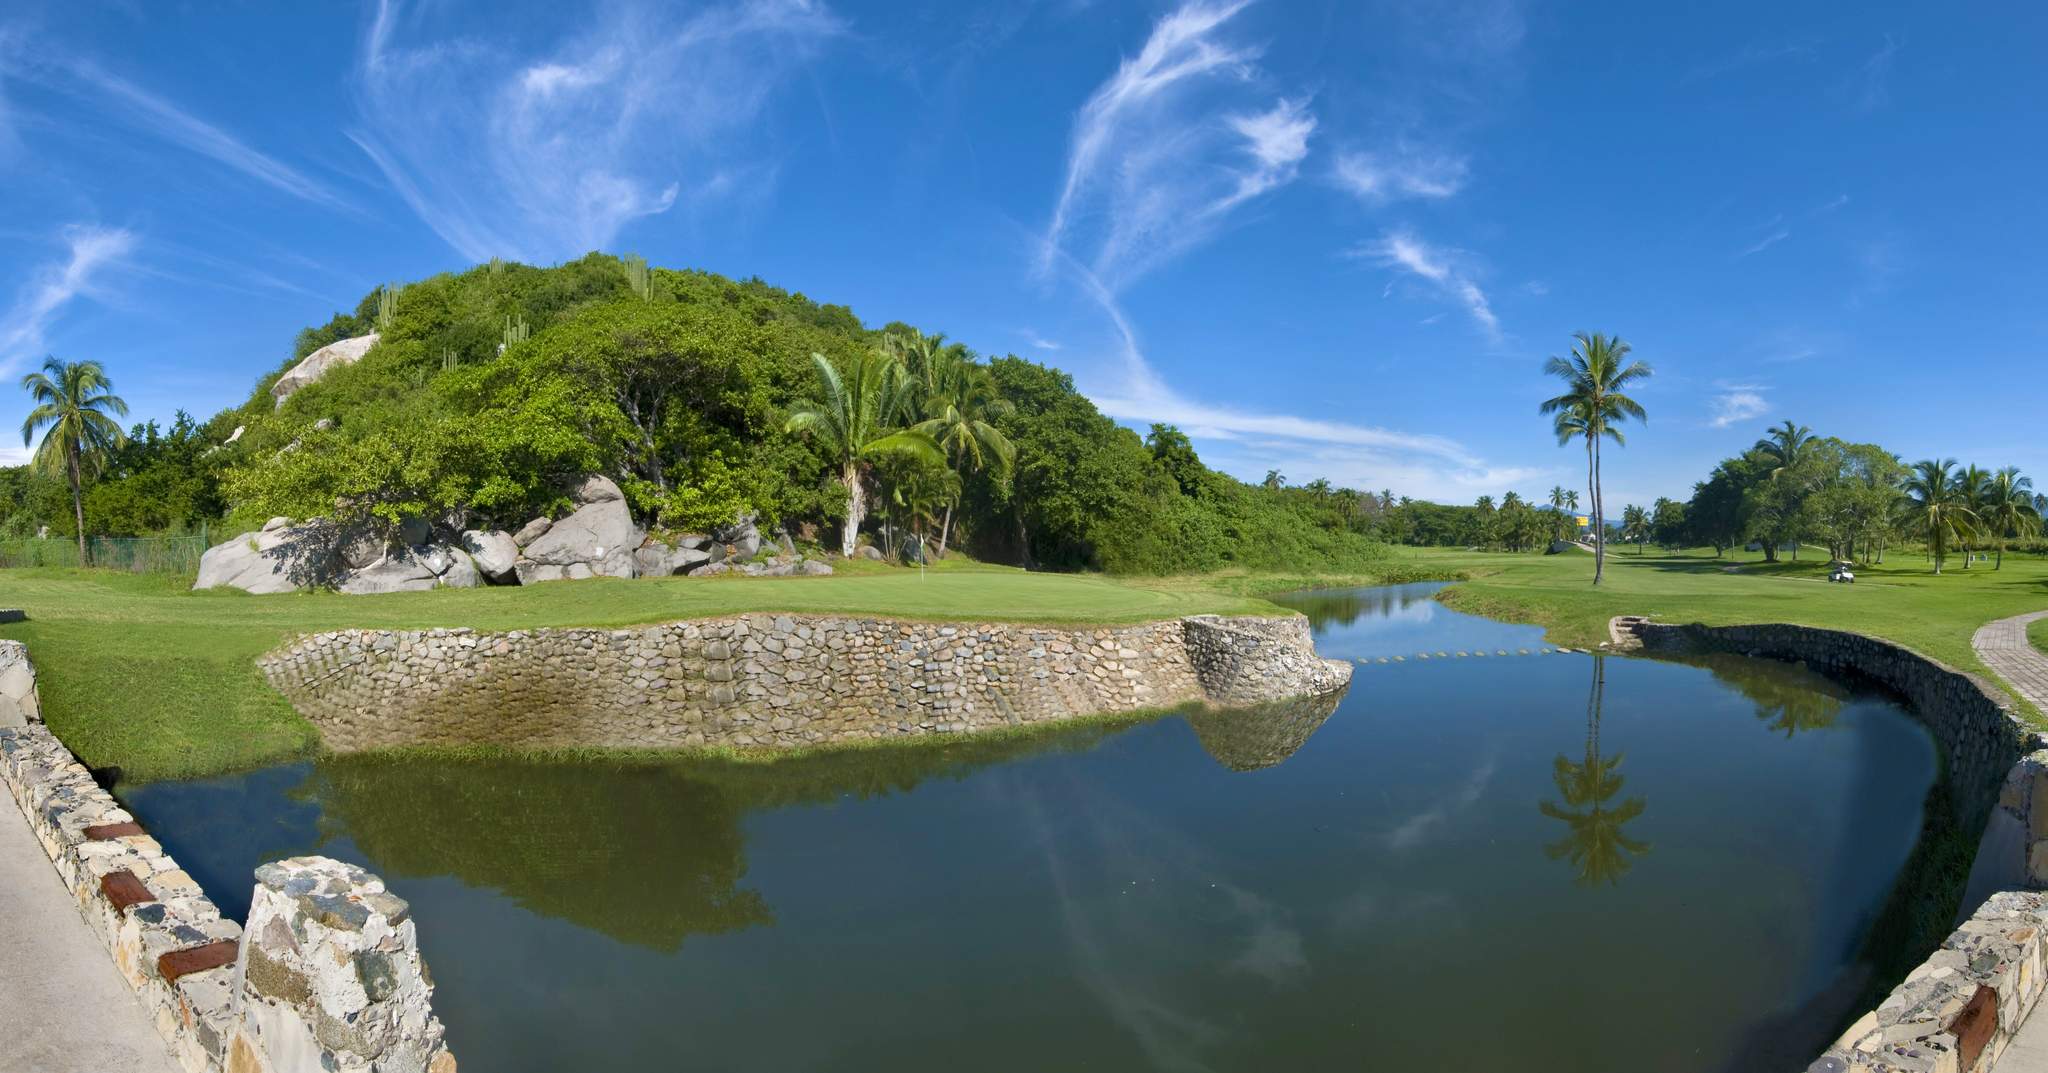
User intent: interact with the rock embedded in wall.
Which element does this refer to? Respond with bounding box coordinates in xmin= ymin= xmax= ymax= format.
xmin=0 ymin=639 xmax=40 ymax=727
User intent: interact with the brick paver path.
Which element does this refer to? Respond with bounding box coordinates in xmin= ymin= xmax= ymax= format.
xmin=1974 ymin=610 xmax=2048 ymax=713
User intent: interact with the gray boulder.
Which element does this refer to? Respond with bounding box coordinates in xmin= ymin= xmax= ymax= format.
xmin=195 ymin=527 xmax=302 ymax=594
xmin=512 ymin=516 xmax=553 ymax=546
xmin=513 ymin=476 xmax=643 ymax=583
xmin=636 ymin=541 xmax=714 ymax=577
xmin=337 ymin=544 xmax=480 ymax=595
xmin=461 ymin=530 xmax=520 ymax=583
xmin=715 ymin=514 xmax=762 ymax=559
xmin=688 ymin=561 xmax=738 ymax=577
xmin=271 ymin=333 xmax=379 ymax=407
xmin=854 ymin=545 xmax=884 ymax=561
xmin=798 ymin=559 xmax=834 ymax=576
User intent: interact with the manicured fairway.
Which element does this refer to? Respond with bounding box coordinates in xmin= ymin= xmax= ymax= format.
xmin=0 ymin=560 xmax=1330 ymax=781
xmin=1419 ymin=545 xmax=2048 ymax=721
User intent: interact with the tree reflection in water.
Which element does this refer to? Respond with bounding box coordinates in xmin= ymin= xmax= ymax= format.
xmin=1686 ymin=653 xmax=1849 ymax=738
xmin=1538 ymin=654 xmax=1652 ymax=886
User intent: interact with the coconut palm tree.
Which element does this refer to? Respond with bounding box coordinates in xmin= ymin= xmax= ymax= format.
xmin=913 ymin=356 xmax=1015 ymax=557
xmin=1980 ymin=467 xmax=2041 ymax=570
xmin=1899 ymin=458 xmax=1978 ymax=575
xmin=1754 ymin=420 xmax=1814 ymax=481
xmin=1540 ymin=333 xmax=1652 ymax=585
xmin=1539 ymin=656 xmax=1650 ymax=886
xmin=1955 ymin=464 xmax=1995 ymax=568
xmin=1620 ymin=504 xmax=1650 ymax=553
xmin=1547 ymin=485 xmax=1570 ymax=542
xmin=20 ymin=357 xmax=128 ymax=565
xmin=786 ymin=351 xmax=945 ymax=557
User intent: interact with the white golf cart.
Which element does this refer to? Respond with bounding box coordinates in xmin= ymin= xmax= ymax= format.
xmin=1827 ymin=561 xmax=1855 ymax=584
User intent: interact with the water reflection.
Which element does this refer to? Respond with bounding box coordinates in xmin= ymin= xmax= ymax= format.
xmin=1183 ymin=691 xmax=1344 ymax=772
xmin=1281 ymin=583 xmax=1443 ymax=630
xmin=1538 ymin=655 xmax=1652 ymax=886
xmin=1686 ymin=653 xmax=1849 ymax=737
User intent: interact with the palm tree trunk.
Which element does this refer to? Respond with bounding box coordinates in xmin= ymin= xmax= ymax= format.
xmin=69 ymin=448 xmax=88 ymax=567
xmin=840 ymin=462 xmax=864 ymax=558
xmin=937 ymin=501 xmax=954 ymax=558
xmin=1591 ymin=440 xmax=1605 ymax=585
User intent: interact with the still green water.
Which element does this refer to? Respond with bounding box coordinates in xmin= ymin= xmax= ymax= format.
xmin=124 ymin=585 xmax=1938 ymax=1072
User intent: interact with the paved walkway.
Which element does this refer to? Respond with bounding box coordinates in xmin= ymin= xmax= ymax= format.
xmin=1997 ymin=1004 xmax=2048 ymax=1071
xmin=1974 ymin=610 xmax=2048 ymax=713
xmin=0 ymin=795 xmax=178 ymax=1073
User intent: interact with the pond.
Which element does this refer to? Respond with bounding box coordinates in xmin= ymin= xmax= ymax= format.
xmin=123 ymin=584 xmax=1940 ymax=1072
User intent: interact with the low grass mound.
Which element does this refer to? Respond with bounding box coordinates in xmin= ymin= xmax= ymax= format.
xmin=2032 ymin=616 xmax=2048 ymax=657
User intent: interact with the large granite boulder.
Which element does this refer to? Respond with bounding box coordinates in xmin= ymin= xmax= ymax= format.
xmin=195 ymin=525 xmax=305 ymax=593
xmin=513 ymin=476 xmax=643 ymax=583
xmin=511 ymin=516 xmax=552 ymax=546
xmin=633 ymin=541 xmax=713 ymax=578
xmin=271 ymin=333 xmax=379 ymax=407
xmin=337 ymin=544 xmax=480 ymax=594
xmin=461 ymin=529 xmax=519 ymax=583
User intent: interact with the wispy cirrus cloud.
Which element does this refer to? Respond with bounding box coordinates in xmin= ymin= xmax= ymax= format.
xmin=0 ymin=42 xmax=348 ymax=209
xmin=0 ymin=224 xmax=138 ymax=374
xmin=1851 ymin=34 xmax=1901 ymax=111
xmin=1708 ymin=383 xmax=1770 ymax=428
xmin=1738 ymin=227 xmax=1790 ymax=258
xmin=1038 ymin=0 xmax=1313 ymax=290
xmin=1357 ymin=230 xmax=1499 ymax=338
xmin=354 ymin=0 xmax=842 ymax=263
xmin=1332 ymin=146 xmax=1468 ymax=204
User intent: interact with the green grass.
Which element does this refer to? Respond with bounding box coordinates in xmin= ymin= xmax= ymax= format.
xmin=0 ymin=558 xmax=1369 ymax=782
xmin=1417 ymin=544 xmax=2048 ymax=721
xmin=2032 ymin=616 xmax=2048 ymax=657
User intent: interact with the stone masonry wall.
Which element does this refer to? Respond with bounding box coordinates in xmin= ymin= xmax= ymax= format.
xmin=0 ymin=643 xmax=455 ymax=1073
xmin=0 ymin=637 xmax=41 ymax=727
xmin=258 ymin=612 xmax=1353 ymax=753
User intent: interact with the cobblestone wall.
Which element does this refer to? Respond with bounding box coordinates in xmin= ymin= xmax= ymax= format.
xmin=258 ymin=612 xmax=1353 ymax=752
xmin=0 ymin=638 xmax=39 ymax=727
xmin=0 ymin=643 xmax=454 ymax=1073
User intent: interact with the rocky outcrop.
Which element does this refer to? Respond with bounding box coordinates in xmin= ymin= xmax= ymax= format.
xmin=336 ymin=543 xmax=481 ymax=595
xmin=513 ymin=476 xmax=643 ymax=584
xmin=195 ymin=519 xmax=481 ymax=595
xmin=194 ymin=518 xmax=304 ymax=594
xmin=633 ymin=540 xmax=712 ymax=578
xmin=270 ymin=333 xmax=379 ymax=407
xmin=259 ymin=612 xmax=1351 ymax=753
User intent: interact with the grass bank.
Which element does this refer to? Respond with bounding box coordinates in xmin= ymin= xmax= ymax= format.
xmin=1417 ymin=545 xmax=2048 ymax=721
xmin=0 ymin=557 xmax=1383 ymax=782
xmin=2032 ymin=616 xmax=2048 ymax=656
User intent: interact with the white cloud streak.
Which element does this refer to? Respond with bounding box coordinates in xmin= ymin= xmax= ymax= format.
xmin=1361 ymin=230 xmax=1499 ymax=338
xmin=353 ymin=0 xmax=841 ymax=263
xmin=1738 ymin=228 xmax=1790 ymax=257
xmin=1332 ymin=146 xmax=1468 ymax=204
xmin=0 ymin=225 xmax=138 ymax=373
xmin=1039 ymin=0 xmax=1312 ymax=289
xmin=0 ymin=45 xmax=348 ymax=209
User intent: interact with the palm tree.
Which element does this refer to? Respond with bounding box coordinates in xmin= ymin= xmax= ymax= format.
xmin=1956 ymin=464 xmax=1994 ymax=568
xmin=785 ymin=351 xmax=945 ymax=557
xmin=1980 ymin=467 xmax=2041 ymax=570
xmin=20 ymin=357 xmax=128 ymax=565
xmin=1547 ymin=484 xmax=1570 ymax=542
xmin=1899 ymin=458 xmax=1978 ymax=575
xmin=1540 ymin=332 xmax=1652 ymax=585
xmin=1754 ymin=420 xmax=1814 ymax=481
xmin=1539 ymin=656 xmax=1650 ymax=886
xmin=913 ymin=357 xmax=1015 ymax=557
xmin=1620 ymin=504 xmax=1649 ymax=553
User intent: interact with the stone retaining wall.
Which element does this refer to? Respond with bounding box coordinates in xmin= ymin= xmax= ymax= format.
xmin=1816 ymin=889 xmax=2048 ymax=1072
xmin=0 ymin=643 xmax=454 ymax=1073
xmin=258 ymin=612 xmax=1352 ymax=753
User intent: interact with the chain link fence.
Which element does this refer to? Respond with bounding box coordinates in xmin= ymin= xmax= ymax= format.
xmin=0 ymin=533 xmax=211 ymax=574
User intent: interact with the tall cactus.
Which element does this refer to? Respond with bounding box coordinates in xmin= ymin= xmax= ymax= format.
xmin=623 ymin=254 xmax=651 ymax=300
xmin=375 ymin=284 xmax=397 ymax=332
xmin=500 ymin=314 xmax=530 ymax=352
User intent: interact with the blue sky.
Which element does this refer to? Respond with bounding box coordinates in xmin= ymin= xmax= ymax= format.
xmin=2 ymin=1 xmax=2043 ymax=508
